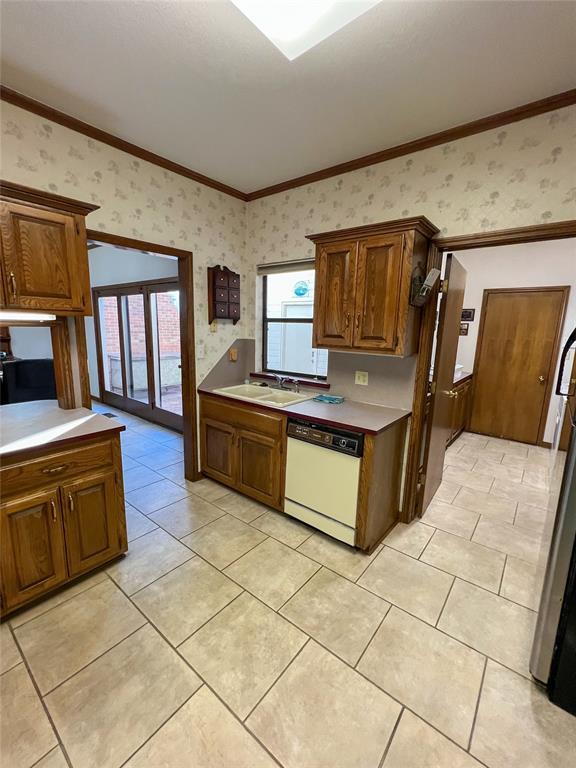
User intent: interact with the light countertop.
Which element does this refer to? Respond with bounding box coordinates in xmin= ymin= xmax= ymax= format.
xmin=0 ymin=400 xmax=124 ymax=457
xmin=200 ymin=386 xmax=410 ymax=435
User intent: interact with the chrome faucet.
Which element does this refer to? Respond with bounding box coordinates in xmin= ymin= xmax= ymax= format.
xmin=272 ymin=374 xmax=300 ymax=393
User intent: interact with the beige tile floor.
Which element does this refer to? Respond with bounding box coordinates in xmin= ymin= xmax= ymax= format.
xmin=2 ymin=413 xmax=575 ymax=768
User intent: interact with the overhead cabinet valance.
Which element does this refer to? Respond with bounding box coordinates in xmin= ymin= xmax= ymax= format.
xmin=307 ymin=216 xmax=439 ymax=357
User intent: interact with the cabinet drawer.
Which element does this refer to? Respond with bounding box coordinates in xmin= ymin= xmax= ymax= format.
xmin=201 ymin=396 xmax=284 ymax=437
xmin=0 ymin=440 xmax=115 ymax=498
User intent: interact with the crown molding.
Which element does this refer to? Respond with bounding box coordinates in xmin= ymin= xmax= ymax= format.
xmin=246 ymin=88 xmax=576 ymax=200
xmin=435 ymin=219 xmax=576 ymax=251
xmin=2 ymin=84 xmax=575 ymax=203
xmin=0 ymin=178 xmax=99 ymax=215
xmin=0 ymin=85 xmax=248 ymax=201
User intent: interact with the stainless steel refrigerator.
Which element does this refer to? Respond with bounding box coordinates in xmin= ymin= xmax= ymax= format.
xmin=530 ymin=326 xmax=576 ymax=714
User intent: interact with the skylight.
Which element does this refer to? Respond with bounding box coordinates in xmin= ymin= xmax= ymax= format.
xmin=230 ymin=0 xmax=382 ymax=60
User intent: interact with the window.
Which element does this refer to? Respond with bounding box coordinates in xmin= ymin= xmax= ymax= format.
xmin=262 ymin=268 xmax=328 ymax=378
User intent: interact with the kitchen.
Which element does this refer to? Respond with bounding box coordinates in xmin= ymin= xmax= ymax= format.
xmin=1 ymin=2 xmax=576 ymax=768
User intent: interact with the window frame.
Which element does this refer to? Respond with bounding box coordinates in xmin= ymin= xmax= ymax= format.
xmin=261 ymin=273 xmax=327 ymax=381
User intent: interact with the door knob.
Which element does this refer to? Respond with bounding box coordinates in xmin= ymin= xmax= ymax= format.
xmin=441 ymin=389 xmax=459 ymax=398
xmin=538 ymin=375 xmax=546 ymax=384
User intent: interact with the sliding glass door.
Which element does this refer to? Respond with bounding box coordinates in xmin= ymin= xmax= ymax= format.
xmin=94 ymin=279 xmax=182 ymax=431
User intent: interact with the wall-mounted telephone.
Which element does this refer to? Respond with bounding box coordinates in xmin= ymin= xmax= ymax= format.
xmin=410 ymin=268 xmax=441 ymax=307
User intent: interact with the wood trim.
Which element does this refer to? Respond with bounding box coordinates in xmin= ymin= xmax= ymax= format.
xmin=89 ymin=229 xmax=199 ymax=480
xmin=3 ymin=85 xmax=575 ymax=202
xmin=86 ymin=230 xmax=193 ymax=260
xmin=50 ymin=317 xmax=76 ymax=409
xmin=471 ymin=286 xmax=570 ymax=446
xmin=93 ymin=276 xmax=178 ymax=295
xmin=402 ymin=241 xmax=443 ymax=522
xmin=0 ymin=87 xmax=247 ymax=202
xmin=436 ymin=220 xmax=576 ymax=251
xmin=0 ymin=179 xmax=98 ymax=216
xmin=178 ymin=249 xmax=201 ymax=481
xmin=307 ymin=216 xmax=439 ymax=244
xmin=73 ymin=316 xmax=92 ymax=409
xmin=247 ymin=89 xmax=576 ymax=200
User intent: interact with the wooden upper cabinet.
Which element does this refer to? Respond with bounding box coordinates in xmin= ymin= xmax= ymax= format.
xmin=308 ymin=217 xmax=439 ymax=357
xmin=353 ymin=234 xmax=404 ymax=351
xmin=313 ymin=241 xmax=357 ymax=348
xmin=0 ymin=488 xmax=68 ymax=611
xmin=62 ymin=471 xmax=121 ymax=577
xmin=0 ymin=181 xmax=98 ymax=316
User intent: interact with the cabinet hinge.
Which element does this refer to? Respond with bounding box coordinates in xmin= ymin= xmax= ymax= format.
xmin=76 ymin=222 xmax=80 ymax=235
xmin=394 ymin=335 xmax=399 ymax=348
xmin=418 ymin=471 xmax=426 ymax=486
xmin=440 ymin=279 xmax=448 ymax=294
xmin=429 ymin=381 xmax=437 ymax=395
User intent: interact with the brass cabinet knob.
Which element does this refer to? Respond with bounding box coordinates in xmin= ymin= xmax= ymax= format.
xmin=538 ymin=375 xmax=546 ymax=384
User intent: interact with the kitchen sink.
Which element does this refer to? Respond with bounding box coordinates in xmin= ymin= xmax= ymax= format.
xmin=212 ymin=384 xmax=315 ymax=407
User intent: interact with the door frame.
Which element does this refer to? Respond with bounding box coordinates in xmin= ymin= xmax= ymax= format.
xmin=92 ymin=276 xmax=182 ymax=431
xmin=86 ymin=230 xmax=199 ymax=482
xmin=404 ymin=219 xmax=576 ymax=522
xmin=471 ymin=285 xmax=570 ymax=445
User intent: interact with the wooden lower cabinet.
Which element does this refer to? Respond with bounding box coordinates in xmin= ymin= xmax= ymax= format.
xmin=0 ymin=435 xmax=127 ymax=616
xmin=199 ymin=395 xmax=285 ymax=511
xmin=237 ymin=429 xmax=282 ymax=508
xmin=200 ymin=418 xmax=236 ymax=485
xmin=1 ymin=488 xmax=68 ymax=611
xmin=62 ymin=471 xmax=120 ymax=577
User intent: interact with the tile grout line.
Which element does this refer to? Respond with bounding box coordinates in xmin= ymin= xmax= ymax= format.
xmin=8 ymin=624 xmax=75 ymax=768
xmin=434 ymin=575 xmax=456 ymax=629
xmin=353 ymin=602 xmax=392 ymax=671
xmin=107 ymin=577 xmax=286 ymax=768
xmin=29 ymin=745 xmax=64 ymax=768
xmin=497 ymin=554 xmax=508 ymax=596
xmin=39 ymin=621 xmax=148 ymax=698
xmin=242 ymin=637 xmax=312 ymax=724
xmin=7 ymin=573 xmax=109 ymax=631
xmin=466 ymin=655 xmax=489 ymax=753
xmin=377 ymin=706 xmax=404 ymax=768
xmin=275 ymin=562 xmax=322 ymax=613
xmin=174 ymin=589 xmax=247 ymax=650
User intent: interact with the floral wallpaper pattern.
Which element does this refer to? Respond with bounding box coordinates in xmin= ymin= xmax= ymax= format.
xmin=246 ymin=106 xmax=576 ymax=267
xmin=1 ymin=101 xmax=575 ymax=381
xmin=0 ymin=102 xmax=248 ymax=381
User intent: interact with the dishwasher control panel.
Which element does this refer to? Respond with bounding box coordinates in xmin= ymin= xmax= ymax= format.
xmin=287 ymin=419 xmax=364 ymax=457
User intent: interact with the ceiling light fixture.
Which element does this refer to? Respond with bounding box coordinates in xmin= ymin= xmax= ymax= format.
xmin=230 ymin=0 xmax=382 ymax=60
xmin=0 ymin=311 xmax=57 ymax=323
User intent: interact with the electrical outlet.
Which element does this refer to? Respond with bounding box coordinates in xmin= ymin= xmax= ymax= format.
xmin=229 ymin=347 xmax=238 ymax=362
xmin=355 ymin=370 xmax=369 ymax=386
xmin=209 ymin=320 xmax=217 ymax=334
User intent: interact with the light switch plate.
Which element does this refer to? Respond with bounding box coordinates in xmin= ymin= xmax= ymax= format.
xmin=355 ymin=370 xmax=369 ymax=386
xmin=229 ymin=347 xmax=238 ymax=362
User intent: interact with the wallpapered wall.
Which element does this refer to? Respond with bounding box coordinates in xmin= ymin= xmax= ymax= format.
xmin=246 ymin=106 xmax=575 ymax=268
xmin=1 ymin=102 xmax=575 ymax=384
xmin=0 ymin=102 xmax=248 ymax=381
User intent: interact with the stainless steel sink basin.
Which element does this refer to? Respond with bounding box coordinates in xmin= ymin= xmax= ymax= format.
xmin=212 ymin=384 xmax=315 ymax=407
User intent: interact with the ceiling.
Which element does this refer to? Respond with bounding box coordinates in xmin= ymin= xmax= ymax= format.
xmin=1 ymin=1 xmax=575 ymax=193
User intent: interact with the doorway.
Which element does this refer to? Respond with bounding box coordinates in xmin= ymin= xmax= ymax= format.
xmin=470 ymin=286 xmax=569 ymax=444
xmin=93 ymin=278 xmax=183 ymax=431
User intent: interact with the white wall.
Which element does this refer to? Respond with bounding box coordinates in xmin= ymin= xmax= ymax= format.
xmin=454 ymin=239 xmax=576 ymax=442
xmin=9 ymin=326 xmax=52 ymax=358
xmin=86 ymin=245 xmax=179 ymax=396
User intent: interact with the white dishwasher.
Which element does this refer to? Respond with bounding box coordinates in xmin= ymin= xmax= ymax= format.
xmin=284 ymin=418 xmax=364 ymax=546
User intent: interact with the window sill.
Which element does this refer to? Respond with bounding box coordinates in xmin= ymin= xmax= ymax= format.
xmin=250 ymin=372 xmax=330 ymax=390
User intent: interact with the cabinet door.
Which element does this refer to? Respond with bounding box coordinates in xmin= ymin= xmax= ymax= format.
xmin=0 ymin=202 xmax=85 ymax=312
xmin=237 ymin=429 xmax=282 ymax=509
xmin=200 ymin=417 xmax=236 ymax=486
xmin=1 ymin=488 xmax=68 ymax=611
xmin=62 ymin=472 xmax=121 ymax=577
xmin=353 ymin=234 xmax=404 ymax=350
xmin=313 ymin=241 xmax=357 ymax=347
